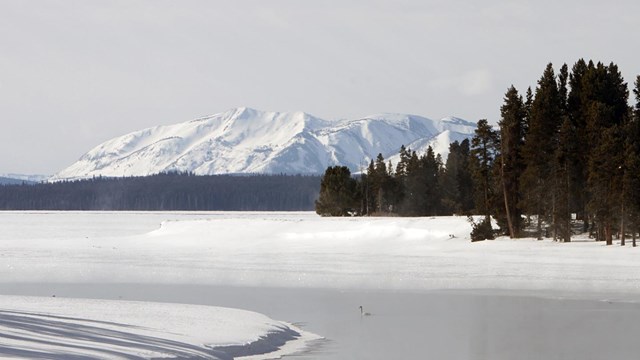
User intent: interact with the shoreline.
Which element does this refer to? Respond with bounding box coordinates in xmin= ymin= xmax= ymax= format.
xmin=0 ymin=293 xmax=322 ymax=360
xmin=2 ymin=283 xmax=640 ymax=359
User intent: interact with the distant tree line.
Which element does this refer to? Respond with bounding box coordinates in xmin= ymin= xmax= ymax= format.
xmin=316 ymin=59 xmax=640 ymax=246
xmin=0 ymin=172 xmax=320 ymax=211
xmin=315 ymin=141 xmax=474 ymax=217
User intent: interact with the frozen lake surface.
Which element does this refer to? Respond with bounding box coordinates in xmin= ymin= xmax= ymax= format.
xmin=4 ymin=283 xmax=640 ymax=360
xmin=2 ymin=211 xmax=640 ymax=359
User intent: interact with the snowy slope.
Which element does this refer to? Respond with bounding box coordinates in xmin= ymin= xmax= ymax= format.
xmin=51 ymin=108 xmax=476 ymax=180
xmin=0 ymin=295 xmax=320 ymax=359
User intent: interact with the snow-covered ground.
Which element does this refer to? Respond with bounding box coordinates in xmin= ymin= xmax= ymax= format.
xmin=1 ymin=211 xmax=640 ymax=359
xmin=0 ymin=295 xmax=317 ymax=359
xmin=2 ymin=212 xmax=639 ymax=294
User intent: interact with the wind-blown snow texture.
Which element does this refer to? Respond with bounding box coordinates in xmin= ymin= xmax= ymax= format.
xmin=0 ymin=295 xmax=318 ymax=360
xmin=51 ymin=108 xmax=476 ymax=180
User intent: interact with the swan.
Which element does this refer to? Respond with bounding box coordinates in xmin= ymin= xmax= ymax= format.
xmin=359 ymin=305 xmax=371 ymax=316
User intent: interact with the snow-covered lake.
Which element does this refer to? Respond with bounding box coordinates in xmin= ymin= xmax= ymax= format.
xmin=2 ymin=211 xmax=640 ymax=359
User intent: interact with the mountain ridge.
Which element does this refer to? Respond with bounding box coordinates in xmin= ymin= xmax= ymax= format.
xmin=50 ymin=107 xmax=477 ymax=181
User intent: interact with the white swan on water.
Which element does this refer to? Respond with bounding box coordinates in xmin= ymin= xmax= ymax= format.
xmin=359 ymin=306 xmax=371 ymax=316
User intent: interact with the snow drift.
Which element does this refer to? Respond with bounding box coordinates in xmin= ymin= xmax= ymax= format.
xmin=0 ymin=295 xmax=320 ymax=360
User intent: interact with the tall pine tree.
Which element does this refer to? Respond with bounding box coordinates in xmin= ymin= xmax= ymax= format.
xmin=567 ymin=59 xmax=591 ymax=231
xmin=623 ymin=75 xmax=640 ymax=246
xmin=521 ymin=64 xmax=562 ymax=238
xmin=553 ymin=63 xmax=572 ymax=242
xmin=499 ymin=86 xmax=527 ymax=238
xmin=469 ymin=119 xmax=500 ymax=222
xmin=583 ymin=62 xmax=629 ymax=244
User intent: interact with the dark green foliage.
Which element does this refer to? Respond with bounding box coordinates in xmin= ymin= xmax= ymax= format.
xmin=588 ymin=124 xmax=624 ymax=244
xmin=567 ymin=59 xmax=591 ymax=228
xmin=624 ymin=78 xmax=640 ymax=246
xmin=553 ymin=63 xmax=572 ymax=242
xmin=469 ymin=119 xmax=500 ymax=222
xmin=364 ymin=154 xmax=400 ymax=214
xmin=553 ymin=116 xmax=573 ymax=242
xmin=422 ymin=146 xmax=442 ymax=216
xmin=499 ymin=86 xmax=527 ymax=238
xmin=315 ymin=166 xmax=360 ymax=216
xmin=0 ymin=173 xmax=320 ymax=211
xmin=558 ymin=63 xmax=569 ymax=114
xmin=457 ymin=139 xmax=475 ymax=213
xmin=468 ymin=216 xmax=495 ymax=242
xmin=399 ymin=150 xmax=428 ymax=215
xmin=580 ymin=62 xmax=629 ymax=244
xmin=441 ymin=140 xmax=473 ymax=214
xmin=521 ymin=64 xmax=562 ymax=238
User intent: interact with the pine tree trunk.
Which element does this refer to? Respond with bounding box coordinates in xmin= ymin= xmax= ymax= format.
xmin=537 ymin=212 xmax=542 ymax=240
xmin=564 ymin=167 xmax=571 ymax=242
xmin=633 ymin=228 xmax=637 ymax=247
xmin=552 ymin=192 xmax=557 ymax=241
xmin=501 ymin=160 xmax=515 ymax=238
xmin=606 ymin=222 xmax=613 ymax=246
xmin=484 ymin=181 xmax=491 ymax=224
xmin=621 ymin=203 xmax=626 ymax=246
xmin=582 ymin=209 xmax=589 ymax=233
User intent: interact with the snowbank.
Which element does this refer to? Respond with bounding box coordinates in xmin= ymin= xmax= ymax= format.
xmin=1 ymin=212 xmax=639 ymax=294
xmin=0 ymin=295 xmax=320 ymax=359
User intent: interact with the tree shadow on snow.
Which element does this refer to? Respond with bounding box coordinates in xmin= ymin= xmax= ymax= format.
xmin=0 ymin=310 xmax=230 ymax=359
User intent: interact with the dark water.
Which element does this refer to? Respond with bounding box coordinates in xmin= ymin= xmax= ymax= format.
xmin=2 ymin=283 xmax=640 ymax=360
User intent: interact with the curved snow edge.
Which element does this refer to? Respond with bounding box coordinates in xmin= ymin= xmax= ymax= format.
xmin=212 ymin=322 xmax=323 ymax=360
xmin=0 ymin=295 xmax=324 ymax=360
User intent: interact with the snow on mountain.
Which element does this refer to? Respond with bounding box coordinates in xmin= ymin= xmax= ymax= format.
xmin=51 ymin=108 xmax=477 ymax=181
xmin=0 ymin=173 xmax=48 ymax=184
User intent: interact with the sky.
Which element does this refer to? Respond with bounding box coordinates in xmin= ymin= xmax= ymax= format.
xmin=1 ymin=0 xmax=639 ymax=175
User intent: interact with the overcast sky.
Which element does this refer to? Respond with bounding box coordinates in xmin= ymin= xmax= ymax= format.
xmin=1 ymin=0 xmax=639 ymax=175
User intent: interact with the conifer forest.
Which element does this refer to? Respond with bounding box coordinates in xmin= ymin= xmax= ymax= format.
xmin=316 ymin=60 xmax=640 ymax=245
xmin=0 ymin=173 xmax=320 ymax=211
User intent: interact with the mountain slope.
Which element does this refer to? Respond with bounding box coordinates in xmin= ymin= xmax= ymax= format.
xmin=51 ymin=108 xmax=477 ymax=180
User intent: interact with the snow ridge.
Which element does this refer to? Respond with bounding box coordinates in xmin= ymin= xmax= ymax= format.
xmin=51 ymin=107 xmax=477 ymax=181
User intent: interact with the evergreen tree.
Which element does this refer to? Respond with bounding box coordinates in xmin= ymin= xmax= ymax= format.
xmin=524 ymin=86 xmax=533 ymax=132
xmin=469 ymin=119 xmax=500 ymax=222
xmin=315 ymin=166 xmax=359 ymax=216
xmin=423 ymin=146 xmax=442 ymax=216
xmin=553 ymin=63 xmax=572 ymax=242
xmin=587 ymin=122 xmax=624 ymax=244
xmin=558 ymin=64 xmax=569 ymax=114
xmin=441 ymin=141 xmax=462 ymax=213
xmin=385 ymin=160 xmax=403 ymax=212
xmin=441 ymin=140 xmax=474 ymax=215
xmin=401 ymin=151 xmax=427 ymax=216
xmin=554 ymin=116 xmax=573 ymax=242
xmin=395 ymin=145 xmax=411 ymax=180
xmin=623 ymin=75 xmax=640 ymax=246
xmin=521 ymin=64 xmax=562 ymax=238
xmin=499 ymin=86 xmax=527 ymax=238
xmin=365 ymin=159 xmax=377 ymax=214
xmin=582 ymin=62 xmax=629 ymax=244
xmin=373 ymin=154 xmax=388 ymax=213
xmin=567 ymin=59 xmax=591 ymax=230
xmin=457 ymin=139 xmax=474 ymax=213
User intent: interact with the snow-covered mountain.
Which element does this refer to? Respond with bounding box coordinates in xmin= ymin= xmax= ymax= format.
xmin=51 ymin=107 xmax=477 ymax=181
